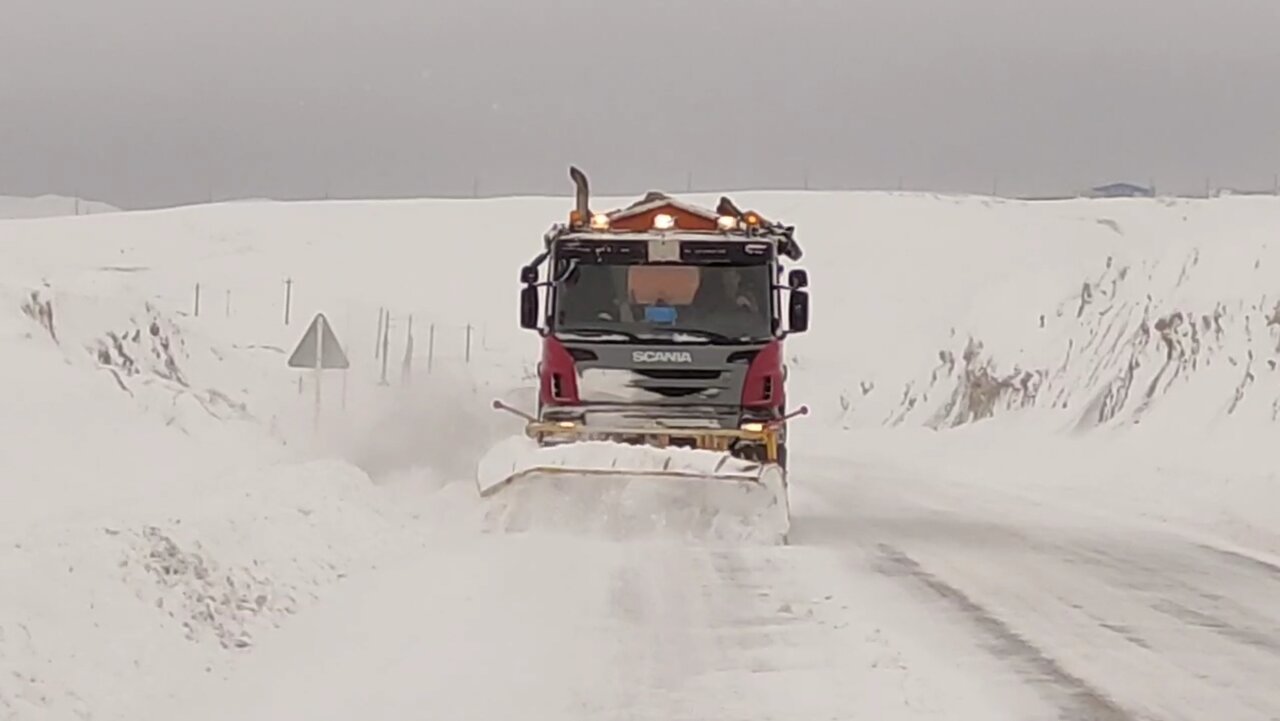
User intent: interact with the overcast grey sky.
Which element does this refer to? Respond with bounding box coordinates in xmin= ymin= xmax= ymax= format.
xmin=1 ymin=0 xmax=1278 ymax=208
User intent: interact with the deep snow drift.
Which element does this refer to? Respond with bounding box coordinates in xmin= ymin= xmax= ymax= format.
xmin=3 ymin=190 xmax=1280 ymax=719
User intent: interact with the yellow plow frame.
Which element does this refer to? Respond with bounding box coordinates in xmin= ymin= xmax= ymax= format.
xmin=526 ymin=421 xmax=783 ymax=461
xmin=495 ymin=400 xmax=807 ymax=456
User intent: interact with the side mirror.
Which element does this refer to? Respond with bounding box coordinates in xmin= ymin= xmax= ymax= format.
xmin=520 ymin=285 xmax=539 ymax=330
xmin=788 ymin=269 xmax=808 ymax=289
xmin=520 ymin=265 xmax=538 ymax=284
xmin=788 ymin=289 xmax=809 ymax=334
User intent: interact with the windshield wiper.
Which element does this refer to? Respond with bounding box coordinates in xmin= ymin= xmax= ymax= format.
xmin=661 ymin=328 xmax=750 ymax=344
xmin=556 ymin=327 xmax=643 ymax=341
xmin=558 ymin=326 xmax=761 ymax=345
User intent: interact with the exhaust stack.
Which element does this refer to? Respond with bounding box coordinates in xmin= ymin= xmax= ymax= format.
xmin=569 ymin=166 xmax=590 ymax=226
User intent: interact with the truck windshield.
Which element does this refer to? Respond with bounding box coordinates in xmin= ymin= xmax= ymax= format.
xmin=552 ymin=262 xmax=773 ymax=342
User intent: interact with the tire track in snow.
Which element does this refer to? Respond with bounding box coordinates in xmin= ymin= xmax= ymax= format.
xmin=1149 ymin=599 xmax=1280 ymax=655
xmin=1196 ymin=543 xmax=1280 ymax=580
xmin=1071 ymin=543 xmax=1280 ymax=658
xmin=599 ymin=545 xmax=817 ymax=717
xmin=873 ymin=543 xmax=1137 ymax=721
xmin=804 ymin=455 xmax=1280 ymax=720
xmin=599 ymin=539 xmax=1041 ymax=720
xmin=887 ymin=530 xmax=1280 ymax=720
xmin=603 ymin=543 xmax=708 ymax=711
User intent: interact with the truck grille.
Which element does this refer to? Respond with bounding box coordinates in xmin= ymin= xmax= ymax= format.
xmin=632 ymin=369 xmax=723 ymax=381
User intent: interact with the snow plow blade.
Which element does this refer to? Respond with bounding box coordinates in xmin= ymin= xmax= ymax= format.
xmin=475 ymin=404 xmax=800 ymax=544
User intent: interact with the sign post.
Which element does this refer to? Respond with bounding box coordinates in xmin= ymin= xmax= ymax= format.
xmin=287 ymin=313 xmax=351 ymax=430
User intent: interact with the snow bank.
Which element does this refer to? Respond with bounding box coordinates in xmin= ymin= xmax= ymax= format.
xmin=0 ymin=266 xmax=474 ymax=718
xmin=0 ymin=456 xmax=440 ymax=720
xmin=858 ymin=198 xmax=1280 ymax=438
xmin=785 ymin=194 xmax=1280 ymax=557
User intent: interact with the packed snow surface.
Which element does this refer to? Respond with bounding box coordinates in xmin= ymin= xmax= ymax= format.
xmin=2 ymin=191 xmax=1280 ymax=719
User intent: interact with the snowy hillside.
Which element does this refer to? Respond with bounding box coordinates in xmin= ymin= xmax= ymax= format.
xmin=858 ymin=197 xmax=1280 ymax=436
xmin=0 ymin=194 xmax=118 ymax=219
xmin=3 ymin=191 xmax=1280 ymax=720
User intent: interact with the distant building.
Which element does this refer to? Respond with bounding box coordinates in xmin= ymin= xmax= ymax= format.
xmin=1214 ymin=187 xmax=1277 ymax=197
xmin=1087 ymin=182 xmax=1154 ymax=198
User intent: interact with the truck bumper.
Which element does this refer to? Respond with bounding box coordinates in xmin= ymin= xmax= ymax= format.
xmin=534 ymin=403 xmax=787 ymax=462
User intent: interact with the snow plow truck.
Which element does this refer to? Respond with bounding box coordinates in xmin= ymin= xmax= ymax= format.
xmin=476 ymin=167 xmax=810 ymax=543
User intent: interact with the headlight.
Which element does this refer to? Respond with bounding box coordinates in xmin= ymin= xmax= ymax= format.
xmin=740 ymin=422 xmax=765 ymax=433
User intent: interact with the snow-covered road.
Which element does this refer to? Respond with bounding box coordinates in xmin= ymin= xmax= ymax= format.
xmin=146 ymin=452 xmax=1280 ymax=721
xmin=800 ymin=450 xmax=1280 ymax=721
xmin=153 ymin=521 xmax=1039 ymax=720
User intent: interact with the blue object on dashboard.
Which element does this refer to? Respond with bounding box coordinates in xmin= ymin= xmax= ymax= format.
xmin=644 ymin=305 xmax=678 ymax=324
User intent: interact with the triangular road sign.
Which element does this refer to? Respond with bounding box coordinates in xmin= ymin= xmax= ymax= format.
xmin=288 ymin=313 xmax=350 ymax=369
